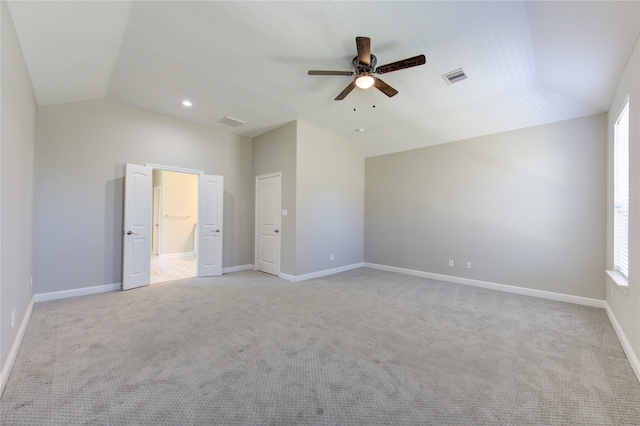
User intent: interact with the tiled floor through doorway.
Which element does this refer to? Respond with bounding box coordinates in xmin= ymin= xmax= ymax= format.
xmin=150 ymin=255 xmax=196 ymax=284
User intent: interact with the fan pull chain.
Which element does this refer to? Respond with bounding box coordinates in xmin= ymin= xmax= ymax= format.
xmin=353 ymin=92 xmax=357 ymax=111
xmin=372 ymin=85 xmax=376 ymax=108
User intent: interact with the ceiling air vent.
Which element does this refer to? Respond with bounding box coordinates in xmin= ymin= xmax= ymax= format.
xmin=442 ymin=68 xmax=468 ymax=85
xmin=217 ymin=116 xmax=246 ymax=127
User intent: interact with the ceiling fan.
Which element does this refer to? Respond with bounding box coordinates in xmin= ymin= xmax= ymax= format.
xmin=308 ymin=36 xmax=426 ymax=101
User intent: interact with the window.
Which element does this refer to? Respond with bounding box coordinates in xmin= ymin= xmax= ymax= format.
xmin=613 ymin=98 xmax=630 ymax=278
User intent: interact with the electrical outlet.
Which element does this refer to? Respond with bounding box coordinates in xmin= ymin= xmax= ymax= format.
xmin=10 ymin=309 xmax=16 ymax=329
xmin=330 ymin=254 xmax=334 ymax=261
xmin=449 ymin=259 xmax=454 ymax=267
xmin=466 ymin=262 xmax=471 ymax=269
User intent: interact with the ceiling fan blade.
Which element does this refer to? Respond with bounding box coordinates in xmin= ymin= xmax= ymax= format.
xmin=335 ymin=81 xmax=356 ymax=101
xmin=356 ymin=36 xmax=371 ymax=66
xmin=374 ymin=78 xmax=398 ymax=97
xmin=375 ymin=54 xmax=426 ymax=74
xmin=308 ymin=70 xmax=355 ymax=76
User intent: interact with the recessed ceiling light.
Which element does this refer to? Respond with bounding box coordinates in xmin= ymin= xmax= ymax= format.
xmin=354 ymin=128 xmax=365 ymax=132
xmin=182 ymin=100 xmax=192 ymax=107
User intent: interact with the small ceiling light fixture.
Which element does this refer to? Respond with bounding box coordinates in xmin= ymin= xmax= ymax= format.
xmin=355 ymin=75 xmax=375 ymax=89
xmin=354 ymin=128 xmax=365 ymax=132
xmin=182 ymin=100 xmax=192 ymax=107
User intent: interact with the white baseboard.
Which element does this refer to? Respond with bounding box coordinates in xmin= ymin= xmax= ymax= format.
xmin=31 ymin=265 xmax=256 ymax=302
xmin=1 ymin=296 xmax=35 ymax=397
xmin=279 ymin=273 xmax=296 ymax=282
xmin=362 ymin=264 xmax=640 ymax=379
xmin=604 ymin=302 xmax=640 ymax=383
xmin=6 ymin=265 xmax=637 ymax=395
xmin=157 ymin=252 xmax=195 ymax=259
xmin=364 ymin=263 xmax=606 ymax=308
xmin=279 ymin=263 xmax=365 ymax=283
xmin=34 ymin=283 xmax=121 ymax=303
xmin=222 ymin=264 xmax=254 ymax=274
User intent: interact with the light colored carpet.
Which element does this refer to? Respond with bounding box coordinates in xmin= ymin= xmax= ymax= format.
xmin=2 ymin=268 xmax=639 ymax=425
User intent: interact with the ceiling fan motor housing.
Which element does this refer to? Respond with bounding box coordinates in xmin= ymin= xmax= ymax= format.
xmin=353 ymin=54 xmax=377 ymax=76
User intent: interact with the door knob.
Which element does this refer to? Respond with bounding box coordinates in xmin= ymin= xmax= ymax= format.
xmin=215 ymin=229 xmax=220 ymax=233
xmin=126 ymin=230 xmax=137 ymax=235
xmin=274 ymin=229 xmax=279 ymax=233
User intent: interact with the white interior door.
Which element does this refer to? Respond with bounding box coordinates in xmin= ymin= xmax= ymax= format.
xmin=198 ymin=174 xmax=224 ymax=276
xmin=122 ymin=163 xmax=152 ymax=290
xmin=256 ymin=173 xmax=281 ymax=276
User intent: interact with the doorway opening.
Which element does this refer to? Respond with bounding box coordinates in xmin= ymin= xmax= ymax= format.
xmin=150 ymin=169 xmax=198 ymax=284
xmin=123 ymin=163 xmax=224 ymax=290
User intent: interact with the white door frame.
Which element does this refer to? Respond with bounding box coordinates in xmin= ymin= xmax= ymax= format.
xmin=255 ymin=172 xmax=282 ymax=276
xmin=146 ymin=164 xmax=204 ymax=175
xmin=148 ymin=165 xmax=223 ymax=278
xmin=148 ymin=164 xmax=202 ymax=262
xmin=152 ymin=185 xmax=162 ymax=255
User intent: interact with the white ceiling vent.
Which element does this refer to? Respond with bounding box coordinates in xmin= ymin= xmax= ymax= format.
xmin=217 ymin=116 xmax=246 ymax=127
xmin=442 ymin=68 xmax=468 ymax=85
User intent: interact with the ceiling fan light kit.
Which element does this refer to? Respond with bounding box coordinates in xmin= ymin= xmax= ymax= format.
xmin=355 ymin=75 xmax=375 ymax=89
xmin=308 ymin=36 xmax=426 ymax=101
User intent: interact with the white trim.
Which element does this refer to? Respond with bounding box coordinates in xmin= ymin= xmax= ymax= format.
xmin=280 ymin=263 xmax=365 ymax=283
xmin=364 ymin=263 xmax=606 ymax=308
xmin=145 ymin=163 xmax=203 ymax=175
xmin=1 ymin=297 xmax=35 ymax=397
xmin=606 ymin=269 xmax=629 ymax=293
xmin=279 ymin=273 xmax=296 ymax=282
xmin=255 ymin=171 xmax=282 ymax=180
xmin=222 ymin=264 xmax=254 ymax=274
xmin=158 ymin=252 xmax=195 ymax=259
xmin=34 ymin=283 xmax=121 ymax=303
xmin=4 ymin=270 xmax=636 ymax=397
xmin=605 ymin=302 xmax=640 ymax=383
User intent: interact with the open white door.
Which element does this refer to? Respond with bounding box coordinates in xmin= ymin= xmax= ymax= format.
xmin=122 ymin=163 xmax=152 ymax=290
xmin=198 ymin=174 xmax=224 ymax=277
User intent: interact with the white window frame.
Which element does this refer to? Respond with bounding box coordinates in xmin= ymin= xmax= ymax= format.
xmin=608 ymin=97 xmax=630 ymax=289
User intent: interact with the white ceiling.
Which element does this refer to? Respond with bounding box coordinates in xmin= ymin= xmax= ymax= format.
xmin=7 ymin=1 xmax=639 ymax=157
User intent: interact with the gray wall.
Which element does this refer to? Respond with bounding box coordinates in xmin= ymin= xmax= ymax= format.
xmin=34 ymin=99 xmax=253 ymax=294
xmin=155 ymin=170 xmax=198 ymax=255
xmin=253 ymin=120 xmax=364 ymax=277
xmin=296 ymin=121 xmax=364 ymax=275
xmin=1 ymin=1 xmax=37 ymax=375
xmin=365 ymin=114 xmax=607 ymax=300
xmin=606 ymin=35 xmax=640 ymax=363
xmin=252 ymin=121 xmax=297 ymax=275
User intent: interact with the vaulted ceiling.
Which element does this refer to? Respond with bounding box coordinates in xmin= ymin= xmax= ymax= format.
xmin=7 ymin=1 xmax=639 ymax=157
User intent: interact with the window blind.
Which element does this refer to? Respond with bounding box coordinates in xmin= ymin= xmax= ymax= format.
xmin=614 ymin=99 xmax=630 ymax=277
